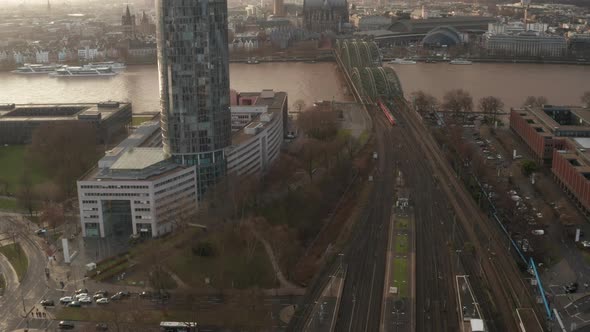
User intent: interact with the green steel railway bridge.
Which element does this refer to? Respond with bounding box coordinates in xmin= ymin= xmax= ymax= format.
xmin=334 ymin=39 xmax=409 ymax=122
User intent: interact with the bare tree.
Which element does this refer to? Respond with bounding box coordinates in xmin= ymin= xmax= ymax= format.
xmin=340 ymin=131 xmax=359 ymax=160
xmin=581 ymin=91 xmax=590 ymax=108
xmin=300 ymin=139 xmax=322 ymax=181
xmin=40 ymin=202 xmax=65 ymax=231
xmin=411 ymin=90 xmax=438 ymax=113
xmin=27 ymin=122 xmax=100 ymax=195
xmin=522 ymin=96 xmax=548 ymax=108
xmin=478 ymin=96 xmax=504 ymax=122
xmin=442 ymin=89 xmax=473 ymax=121
xmin=16 ymin=169 xmax=35 ymax=216
xmin=34 ymin=181 xmax=63 ymax=205
xmin=297 ymin=109 xmax=339 ymax=141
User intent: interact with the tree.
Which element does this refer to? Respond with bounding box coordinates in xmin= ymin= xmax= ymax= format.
xmin=27 ymin=122 xmax=100 ymax=195
xmin=478 ymin=96 xmax=504 ymax=122
xmin=581 ymin=91 xmax=590 ymax=108
xmin=16 ymin=169 xmax=35 ymax=216
xmin=34 ymin=181 xmax=63 ymax=204
xmin=40 ymin=202 xmax=65 ymax=231
xmin=340 ymin=131 xmax=359 ymax=160
xmin=411 ymin=90 xmax=438 ymax=113
xmin=442 ymin=89 xmax=473 ymax=120
xmin=522 ymin=96 xmax=548 ymax=108
xmin=297 ymin=109 xmax=339 ymax=141
xmin=300 ymin=139 xmax=322 ymax=181
xmin=521 ymin=159 xmax=539 ymax=176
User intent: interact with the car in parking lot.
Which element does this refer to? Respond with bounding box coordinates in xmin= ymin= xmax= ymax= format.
xmin=96 ymin=323 xmax=109 ymax=331
xmin=565 ymin=282 xmax=578 ymax=294
xmin=60 ymin=296 xmax=73 ymax=304
xmin=67 ymin=301 xmax=81 ymax=307
xmin=93 ymin=293 xmax=106 ymax=300
xmin=96 ymin=297 xmax=110 ymax=304
xmin=40 ymin=299 xmax=55 ymax=307
xmin=110 ymin=293 xmax=122 ymax=301
xmin=75 ymin=293 xmax=88 ymax=300
xmin=486 ymin=156 xmax=495 ymax=160
xmin=79 ymin=296 xmax=93 ymax=304
xmin=58 ymin=321 xmax=75 ymax=329
xmin=35 ymin=228 xmax=47 ymax=236
xmin=75 ymin=288 xmax=89 ymax=294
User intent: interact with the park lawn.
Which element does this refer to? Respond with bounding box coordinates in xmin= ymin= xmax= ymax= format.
xmin=392 ymin=258 xmax=408 ymax=297
xmin=0 ymin=243 xmax=28 ymax=281
xmin=166 ymin=230 xmax=277 ymax=289
xmin=395 ymin=234 xmax=408 ymax=254
xmin=0 ymin=145 xmax=48 ymax=193
xmin=131 ymin=116 xmax=155 ymax=126
xmin=396 ymin=217 xmax=409 ymax=229
xmin=0 ymin=198 xmax=19 ymax=212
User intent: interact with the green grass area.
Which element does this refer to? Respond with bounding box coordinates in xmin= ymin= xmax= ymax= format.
xmin=396 ymin=217 xmax=409 ymax=229
xmin=0 ymin=243 xmax=28 ymax=281
xmin=395 ymin=234 xmax=409 ymax=254
xmin=0 ymin=145 xmax=48 ymax=194
xmin=165 ymin=231 xmax=277 ymax=289
xmin=0 ymin=198 xmax=19 ymax=212
xmin=131 ymin=116 xmax=155 ymax=126
xmin=392 ymin=257 xmax=408 ymax=297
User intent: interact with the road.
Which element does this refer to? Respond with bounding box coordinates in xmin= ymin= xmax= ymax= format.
xmin=0 ymin=213 xmax=54 ymax=332
xmin=334 ymin=105 xmax=395 ymax=332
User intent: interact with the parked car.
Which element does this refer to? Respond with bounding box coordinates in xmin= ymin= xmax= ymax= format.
xmin=96 ymin=323 xmax=109 ymax=331
xmin=59 ymin=296 xmax=73 ymax=304
xmin=40 ymin=299 xmax=55 ymax=307
xmin=93 ymin=293 xmax=105 ymax=300
xmin=565 ymin=282 xmax=578 ymax=294
xmin=75 ymin=288 xmax=89 ymax=294
xmin=67 ymin=301 xmax=81 ymax=307
xmin=531 ymin=230 xmax=545 ymax=236
xmin=110 ymin=293 xmax=122 ymax=301
xmin=58 ymin=321 xmax=75 ymax=329
xmin=79 ymin=296 xmax=92 ymax=304
xmin=139 ymin=291 xmax=152 ymax=299
xmin=35 ymin=228 xmax=47 ymax=236
xmin=75 ymin=293 xmax=88 ymax=300
xmin=96 ymin=297 xmax=109 ymax=304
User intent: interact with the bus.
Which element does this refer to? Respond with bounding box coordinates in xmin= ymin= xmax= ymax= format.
xmin=159 ymin=321 xmax=198 ymax=332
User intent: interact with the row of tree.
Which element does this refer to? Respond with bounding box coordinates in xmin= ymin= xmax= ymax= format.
xmin=412 ymin=89 xmax=590 ymax=120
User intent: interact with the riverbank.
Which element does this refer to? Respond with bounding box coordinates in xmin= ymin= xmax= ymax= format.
xmin=384 ymin=57 xmax=590 ymax=65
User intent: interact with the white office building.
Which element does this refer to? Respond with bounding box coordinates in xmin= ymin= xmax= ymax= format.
xmin=77 ymin=122 xmax=198 ymax=239
xmin=484 ymin=32 xmax=567 ymax=57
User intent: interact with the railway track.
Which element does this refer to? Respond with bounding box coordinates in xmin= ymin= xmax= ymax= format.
xmin=391 ymin=97 xmax=543 ymax=331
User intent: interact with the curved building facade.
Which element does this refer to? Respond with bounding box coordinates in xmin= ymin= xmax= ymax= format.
xmin=156 ymin=0 xmax=232 ymax=198
xmin=422 ymin=26 xmax=462 ymax=47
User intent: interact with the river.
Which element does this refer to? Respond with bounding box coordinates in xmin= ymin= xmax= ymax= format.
xmin=0 ymin=62 xmax=588 ymax=113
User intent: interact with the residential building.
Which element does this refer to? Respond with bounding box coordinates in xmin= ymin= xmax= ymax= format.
xmin=156 ymin=0 xmax=232 ymax=198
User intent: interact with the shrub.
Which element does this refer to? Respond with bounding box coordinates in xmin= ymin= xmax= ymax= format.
xmin=192 ymin=241 xmax=216 ymax=257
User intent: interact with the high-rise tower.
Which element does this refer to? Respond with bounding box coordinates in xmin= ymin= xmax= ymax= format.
xmin=156 ymin=0 xmax=232 ymax=198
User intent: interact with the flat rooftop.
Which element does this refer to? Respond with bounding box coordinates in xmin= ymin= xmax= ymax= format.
xmin=515 ymin=106 xmax=590 ymax=137
xmin=0 ymin=102 xmax=131 ymax=122
xmin=230 ymin=90 xmax=287 ymax=146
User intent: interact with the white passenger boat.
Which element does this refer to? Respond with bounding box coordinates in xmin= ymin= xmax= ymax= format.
xmin=389 ymin=58 xmax=417 ymax=64
xmin=49 ymin=66 xmax=118 ymax=77
xmin=86 ymin=61 xmax=126 ymax=71
xmin=449 ymin=58 xmax=473 ymax=65
xmin=11 ymin=64 xmax=63 ymax=74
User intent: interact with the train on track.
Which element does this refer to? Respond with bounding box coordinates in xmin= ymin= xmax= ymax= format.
xmin=377 ymin=100 xmax=396 ymax=126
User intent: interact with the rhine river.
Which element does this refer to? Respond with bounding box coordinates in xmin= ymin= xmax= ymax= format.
xmin=0 ymin=62 xmax=588 ymax=113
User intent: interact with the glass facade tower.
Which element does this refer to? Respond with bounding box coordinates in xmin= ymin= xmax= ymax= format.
xmin=156 ymin=0 xmax=232 ymax=198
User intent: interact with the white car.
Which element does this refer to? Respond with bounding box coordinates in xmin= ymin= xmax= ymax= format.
xmin=75 ymin=293 xmax=88 ymax=300
xmin=79 ymin=296 xmax=92 ymax=304
xmin=531 ymin=230 xmax=545 ymax=236
xmin=60 ymin=296 xmax=73 ymax=304
xmin=96 ymin=297 xmax=109 ymax=304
